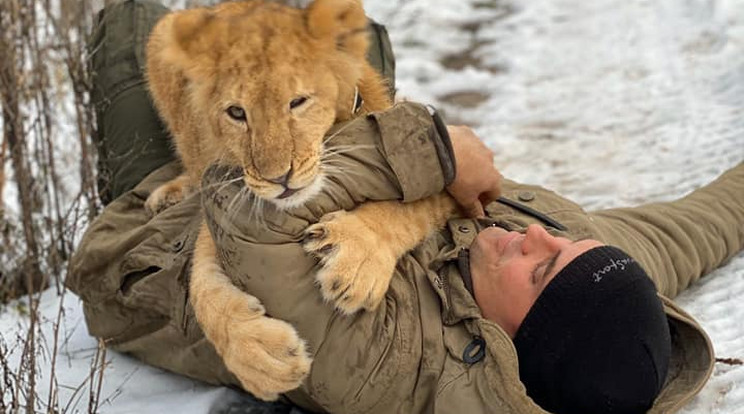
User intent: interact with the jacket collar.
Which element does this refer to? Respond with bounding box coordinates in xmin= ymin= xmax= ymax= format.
xmin=649 ymin=297 xmax=714 ymax=413
xmin=440 ymin=217 xmax=714 ymax=413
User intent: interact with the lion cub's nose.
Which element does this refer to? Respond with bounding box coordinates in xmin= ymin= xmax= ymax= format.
xmin=266 ymin=169 xmax=292 ymax=187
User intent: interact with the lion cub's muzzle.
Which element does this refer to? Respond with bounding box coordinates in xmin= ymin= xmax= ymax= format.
xmin=245 ymin=162 xmax=323 ymax=209
xmin=265 ymin=170 xmax=298 ymax=199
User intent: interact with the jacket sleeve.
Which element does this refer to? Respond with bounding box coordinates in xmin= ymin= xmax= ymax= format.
xmin=200 ymin=102 xmax=455 ymax=316
xmin=371 ymin=103 xmax=456 ymax=201
xmin=337 ymin=101 xmax=455 ymax=203
xmin=200 ymin=102 xmax=454 ymax=412
xmin=202 ymin=102 xmax=455 ymax=242
xmin=586 ymin=163 xmax=744 ymax=299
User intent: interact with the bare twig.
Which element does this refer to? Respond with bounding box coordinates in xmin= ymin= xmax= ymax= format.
xmin=1 ymin=0 xmax=103 ymax=412
xmin=86 ymin=339 xmax=107 ymax=414
xmin=44 ymin=289 xmax=66 ymax=413
xmin=0 ymin=0 xmax=46 ymax=300
xmin=716 ymin=357 xmax=744 ymax=366
xmin=0 ymin=134 xmax=7 ymax=218
xmin=1 ymin=338 xmax=20 ymax=412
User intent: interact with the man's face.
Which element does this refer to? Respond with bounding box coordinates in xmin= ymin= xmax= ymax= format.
xmin=469 ymin=224 xmax=604 ymax=337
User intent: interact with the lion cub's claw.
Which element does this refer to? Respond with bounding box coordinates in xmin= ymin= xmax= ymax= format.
xmin=303 ymin=210 xmax=396 ymax=314
xmin=221 ymin=316 xmax=312 ymax=401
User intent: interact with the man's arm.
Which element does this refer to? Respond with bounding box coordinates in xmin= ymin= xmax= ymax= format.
xmin=588 ymin=163 xmax=744 ymax=299
xmin=202 ymin=103 xmax=501 ymax=240
xmin=198 ymin=102 xmax=498 ymax=340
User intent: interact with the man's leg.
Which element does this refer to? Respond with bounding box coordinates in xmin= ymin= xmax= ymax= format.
xmin=89 ymin=0 xmax=174 ymax=205
xmin=587 ymin=163 xmax=744 ymax=299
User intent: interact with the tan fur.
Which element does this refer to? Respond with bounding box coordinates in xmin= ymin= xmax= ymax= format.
xmin=145 ymin=0 xmax=390 ymax=204
xmin=146 ymin=0 xmax=455 ymax=400
xmin=304 ymin=193 xmax=457 ymax=311
xmin=191 ymin=223 xmax=310 ymax=400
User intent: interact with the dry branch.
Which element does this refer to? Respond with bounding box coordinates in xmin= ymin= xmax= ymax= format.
xmin=1 ymin=0 xmax=103 ymax=412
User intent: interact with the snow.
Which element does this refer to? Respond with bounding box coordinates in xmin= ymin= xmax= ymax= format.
xmin=0 ymin=289 xmax=239 ymax=412
xmin=2 ymin=0 xmax=744 ymax=412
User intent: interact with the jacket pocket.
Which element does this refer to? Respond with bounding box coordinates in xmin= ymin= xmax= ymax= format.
xmin=118 ymin=252 xmax=179 ymax=321
xmin=112 ymin=214 xmax=195 ymax=341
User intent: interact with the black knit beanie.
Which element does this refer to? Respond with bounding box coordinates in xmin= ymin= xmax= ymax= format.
xmin=513 ymin=246 xmax=671 ymax=414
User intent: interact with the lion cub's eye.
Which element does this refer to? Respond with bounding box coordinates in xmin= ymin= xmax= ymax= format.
xmin=226 ymin=105 xmax=246 ymax=121
xmin=289 ymin=96 xmax=309 ymax=110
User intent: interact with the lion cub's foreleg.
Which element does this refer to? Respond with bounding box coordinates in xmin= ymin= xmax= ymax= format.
xmin=303 ymin=192 xmax=458 ymax=314
xmin=191 ymin=223 xmax=312 ymax=400
xmin=144 ymin=174 xmax=194 ymax=215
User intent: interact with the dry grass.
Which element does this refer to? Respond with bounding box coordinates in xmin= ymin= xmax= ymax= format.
xmin=0 ymin=0 xmax=104 ymax=412
xmin=0 ymin=0 xmax=100 ymax=302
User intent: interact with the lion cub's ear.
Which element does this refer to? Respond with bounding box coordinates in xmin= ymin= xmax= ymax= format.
xmin=158 ymin=8 xmax=221 ymax=81
xmin=306 ymin=0 xmax=369 ymax=59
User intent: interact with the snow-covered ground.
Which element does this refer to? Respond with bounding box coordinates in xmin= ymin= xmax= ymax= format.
xmin=2 ymin=0 xmax=743 ymax=412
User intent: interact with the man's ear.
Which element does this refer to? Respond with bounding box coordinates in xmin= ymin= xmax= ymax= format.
xmin=157 ymin=8 xmax=220 ymax=81
xmin=306 ymin=0 xmax=369 ymax=59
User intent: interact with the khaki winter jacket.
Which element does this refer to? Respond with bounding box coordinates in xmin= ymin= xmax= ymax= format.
xmin=67 ymin=102 xmax=744 ymax=413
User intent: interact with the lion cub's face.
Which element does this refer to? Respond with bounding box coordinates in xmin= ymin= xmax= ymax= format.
xmin=163 ymin=0 xmax=371 ymax=208
xmin=203 ymin=29 xmax=344 ymax=209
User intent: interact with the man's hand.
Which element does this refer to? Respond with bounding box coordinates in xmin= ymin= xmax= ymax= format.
xmin=446 ymin=125 xmax=502 ymax=218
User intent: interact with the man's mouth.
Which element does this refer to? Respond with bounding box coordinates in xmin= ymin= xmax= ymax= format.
xmin=497 ymin=231 xmax=521 ymax=256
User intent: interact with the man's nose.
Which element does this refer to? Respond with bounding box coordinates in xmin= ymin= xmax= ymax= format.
xmin=523 ymin=224 xmax=560 ymax=254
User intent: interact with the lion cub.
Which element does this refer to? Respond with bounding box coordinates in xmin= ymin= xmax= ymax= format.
xmin=146 ymin=0 xmax=456 ymax=400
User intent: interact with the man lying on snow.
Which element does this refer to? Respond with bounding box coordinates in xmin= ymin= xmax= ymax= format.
xmin=68 ymin=1 xmax=743 ymax=413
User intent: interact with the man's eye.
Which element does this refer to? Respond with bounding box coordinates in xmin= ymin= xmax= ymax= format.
xmin=226 ymin=105 xmax=246 ymax=121
xmin=532 ymin=252 xmax=560 ymax=285
xmin=531 ymin=263 xmax=547 ymax=284
xmin=531 ymin=266 xmax=542 ymax=284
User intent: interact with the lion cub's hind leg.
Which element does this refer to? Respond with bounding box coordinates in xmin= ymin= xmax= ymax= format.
xmin=191 ymin=223 xmax=312 ymax=400
xmin=303 ymin=192 xmax=458 ymax=314
xmin=145 ymin=174 xmax=194 ymax=215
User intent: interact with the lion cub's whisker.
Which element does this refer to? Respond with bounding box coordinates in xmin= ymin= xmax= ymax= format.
xmin=322 ymin=162 xmax=364 ymax=176
xmin=322 ymin=157 xmax=369 ymax=172
xmin=321 ymin=147 xmax=376 ymax=164
xmin=226 ymin=186 xmax=250 ymax=223
xmin=321 ymin=144 xmax=376 ymax=157
xmin=321 ymin=164 xmax=366 ymax=184
xmin=322 ymin=121 xmax=356 ymax=145
xmin=245 ymin=195 xmax=267 ymax=228
xmin=202 ymin=176 xmax=244 ymax=192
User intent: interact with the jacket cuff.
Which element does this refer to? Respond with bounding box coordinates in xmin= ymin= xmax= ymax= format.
xmin=369 ymin=102 xmax=456 ymax=202
xmin=427 ymin=105 xmax=456 ymax=187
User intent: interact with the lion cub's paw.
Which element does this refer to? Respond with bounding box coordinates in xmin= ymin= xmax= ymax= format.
xmin=145 ymin=179 xmax=189 ymax=215
xmin=222 ymin=315 xmax=312 ymax=401
xmin=303 ymin=210 xmax=397 ymax=314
